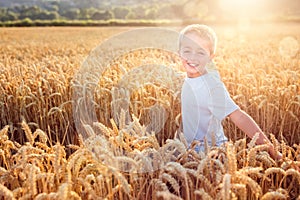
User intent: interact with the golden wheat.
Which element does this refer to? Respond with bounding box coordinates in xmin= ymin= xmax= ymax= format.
xmin=0 ymin=25 xmax=299 ymax=199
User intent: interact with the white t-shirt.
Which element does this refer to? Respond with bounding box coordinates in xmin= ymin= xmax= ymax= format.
xmin=181 ymin=71 xmax=239 ymax=148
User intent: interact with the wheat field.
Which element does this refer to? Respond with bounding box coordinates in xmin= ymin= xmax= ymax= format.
xmin=0 ymin=24 xmax=299 ymax=199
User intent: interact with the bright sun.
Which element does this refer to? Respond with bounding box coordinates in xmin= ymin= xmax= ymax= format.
xmin=219 ymin=0 xmax=267 ymax=18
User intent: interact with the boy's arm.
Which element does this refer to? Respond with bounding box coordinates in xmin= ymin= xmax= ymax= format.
xmin=229 ymin=109 xmax=282 ymax=160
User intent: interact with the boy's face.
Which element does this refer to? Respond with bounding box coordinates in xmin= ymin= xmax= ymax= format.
xmin=179 ymin=31 xmax=214 ymax=78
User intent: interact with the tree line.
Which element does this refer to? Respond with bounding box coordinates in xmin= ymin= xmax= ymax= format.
xmin=0 ymin=2 xmax=203 ymax=23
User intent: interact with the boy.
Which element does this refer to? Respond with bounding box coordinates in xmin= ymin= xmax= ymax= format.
xmin=179 ymin=24 xmax=280 ymax=159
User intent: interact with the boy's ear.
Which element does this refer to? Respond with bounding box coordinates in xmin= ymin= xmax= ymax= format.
xmin=210 ymin=53 xmax=215 ymax=60
xmin=177 ymin=49 xmax=183 ymax=58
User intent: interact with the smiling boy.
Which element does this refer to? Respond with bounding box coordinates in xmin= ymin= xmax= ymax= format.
xmin=179 ymin=24 xmax=281 ymax=159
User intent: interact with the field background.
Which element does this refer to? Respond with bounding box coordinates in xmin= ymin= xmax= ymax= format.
xmin=0 ymin=23 xmax=299 ymax=199
xmin=1 ymin=23 xmax=299 ymax=145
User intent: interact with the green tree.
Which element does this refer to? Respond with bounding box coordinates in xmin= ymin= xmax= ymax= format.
xmin=62 ymin=8 xmax=80 ymax=20
xmin=112 ymin=6 xmax=130 ymax=19
xmin=126 ymin=9 xmax=136 ymax=20
xmin=46 ymin=5 xmax=59 ymax=13
xmin=0 ymin=8 xmax=18 ymax=21
xmin=132 ymin=5 xmax=146 ymax=19
xmin=91 ymin=10 xmax=113 ymax=20
xmin=79 ymin=8 xmax=90 ymax=20
xmin=19 ymin=6 xmax=41 ymax=20
xmin=37 ymin=11 xmax=59 ymax=20
xmin=7 ymin=11 xmax=18 ymax=21
xmin=57 ymin=1 xmax=72 ymax=16
xmin=86 ymin=7 xmax=97 ymax=18
xmin=156 ymin=4 xmax=185 ymax=19
xmin=145 ymin=7 xmax=158 ymax=19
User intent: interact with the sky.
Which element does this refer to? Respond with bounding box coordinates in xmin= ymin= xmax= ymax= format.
xmin=198 ymin=0 xmax=300 ymax=20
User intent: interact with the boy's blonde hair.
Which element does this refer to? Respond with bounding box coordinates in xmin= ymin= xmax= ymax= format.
xmin=179 ymin=24 xmax=217 ymax=55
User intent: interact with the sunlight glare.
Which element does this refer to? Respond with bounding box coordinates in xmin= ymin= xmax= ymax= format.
xmin=279 ymin=36 xmax=299 ymax=58
xmin=183 ymin=1 xmax=209 ymax=18
xmin=237 ymin=18 xmax=251 ymax=32
xmin=223 ymin=28 xmax=237 ymax=40
xmin=219 ymin=0 xmax=264 ymax=17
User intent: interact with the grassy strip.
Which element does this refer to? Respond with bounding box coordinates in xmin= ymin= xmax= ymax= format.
xmin=1 ymin=17 xmax=300 ymax=27
xmin=0 ymin=18 xmax=184 ymax=27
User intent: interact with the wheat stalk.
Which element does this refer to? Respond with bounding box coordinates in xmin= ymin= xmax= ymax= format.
xmin=221 ymin=173 xmax=231 ymax=200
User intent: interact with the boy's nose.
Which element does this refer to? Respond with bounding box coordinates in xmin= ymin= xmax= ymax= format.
xmin=187 ymin=52 xmax=198 ymax=61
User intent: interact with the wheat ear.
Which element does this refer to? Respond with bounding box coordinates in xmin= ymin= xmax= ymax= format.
xmin=21 ymin=120 xmax=34 ymax=145
xmin=194 ymin=188 xmax=213 ymax=200
xmin=156 ymin=191 xmax=183 ymax=200
xmin=233 ymin=172 xmax=262 ymax=198
xmin=0 ymin=183 xmax=15 ymax=200
xmin=261 ymin=191 xmax=287 ymax=200
xmin=226 ymin=142 xmax=237 ymax=175
xmin=232 ymin=184 xmax=247 ymax=200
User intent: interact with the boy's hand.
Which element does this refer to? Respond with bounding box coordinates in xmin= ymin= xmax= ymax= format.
xmin=268 ymin=144 xmax=282 ymax=160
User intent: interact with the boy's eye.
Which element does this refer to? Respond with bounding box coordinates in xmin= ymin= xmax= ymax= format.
xmin=182 ymin=50 xmax=191 ymax=54
xmin=196 ymin=51 xmax=206 ymax=55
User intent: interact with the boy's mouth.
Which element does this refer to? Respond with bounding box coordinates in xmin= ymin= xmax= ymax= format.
xmin=187 ymin=63 xmax=199 ymax=68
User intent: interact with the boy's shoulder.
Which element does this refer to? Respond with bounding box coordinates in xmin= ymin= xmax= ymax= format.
xmin=202 ymin=70 xmax=225 ymax=88
xmin=207 ymin=69 xmax=221 ymax=80
xmin=206 ymin=62 xmax=222 ymax=81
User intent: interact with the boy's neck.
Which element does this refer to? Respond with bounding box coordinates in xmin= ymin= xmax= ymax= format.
xmin=187 ymin=69 xmax=208 ymax=78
